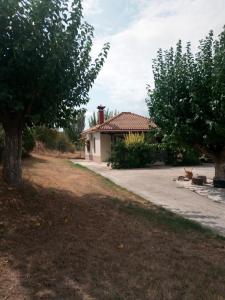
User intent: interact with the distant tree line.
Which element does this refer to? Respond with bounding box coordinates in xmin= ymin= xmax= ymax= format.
xmin=88 ymin=109 xmax=119 ymax=127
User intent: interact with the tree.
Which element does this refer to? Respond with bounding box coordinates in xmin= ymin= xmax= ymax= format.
xmin=64 ymin=110 xmax=85 ymax=147
xmin=88 ymin=108 xmax=119 ymax=127
xmin=0 ymin=0 xmax=109 ymax=185
xmin=146 ymin=26 xmax=225 ymax=186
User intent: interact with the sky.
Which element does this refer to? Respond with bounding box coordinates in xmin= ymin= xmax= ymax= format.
xmin=82 ymin=0 xmax=225 ymax=124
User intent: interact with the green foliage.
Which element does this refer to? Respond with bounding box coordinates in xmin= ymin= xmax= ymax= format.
xmin=146 ymin=27 xmax=225 ymax=158
xmin=36 ymin=127 xmax=58 ymax=149
xmin=0 ymin=0 xmax=109 ymax=184
xmin=0 ymin=0 xmax=110 ymax=127
xmin=36 ymin=127 xmax=74 ymax=153
xmin=88 ymin=112 xmax=97 ymax=128
xmin=182 ymin=149 xmax=200 ymax=166
xmin=57 ymin=133 xmax=75 ymax=153
xmin=124 ymin=132 xmax=145 ymax=145
xmin=88 ymin=109 xmax=119 ymax=127
xmin=157 ymin=136 xmax=200 ymax=166
xmin=109 ymin=140 xmax=154 ymax=169
xmin=22 ymin=127 xmax=36 ymax=157
xmin=109 ymin=135 xmax=200 ymax=169
xmin=64 ymin=110 xmax=85 ymax=149
xmin=165 ymin=146 xmax=200 ymax=166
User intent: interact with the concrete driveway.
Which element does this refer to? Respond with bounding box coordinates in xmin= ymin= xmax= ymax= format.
xmin=72 ymin=160 xmax=225 ymax=236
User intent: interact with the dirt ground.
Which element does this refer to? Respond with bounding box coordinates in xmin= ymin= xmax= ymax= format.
xmin=0 ymin=155 xmax=225 ymax=300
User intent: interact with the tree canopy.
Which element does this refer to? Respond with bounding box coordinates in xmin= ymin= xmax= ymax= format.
xmin=0 ymin=0 xmax=109 ymax=185
xmin=64 ymin=110 xmax=85 ymax=146
xmin=146 ymin=26 xmax=225 ymax=184
xmin=0 ymin=0 xmax=109 ymax=127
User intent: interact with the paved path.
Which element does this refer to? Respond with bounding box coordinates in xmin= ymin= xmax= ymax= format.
xmin=72 ymin=160 xmax=225 ymax=236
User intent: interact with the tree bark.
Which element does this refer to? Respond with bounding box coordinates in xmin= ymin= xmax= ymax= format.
xmin=213 ymin=152 xmax=225 ymax=188
xmin=215 ymin=158 xmax=225 ymax=180
xmin=215 ymin=156 xmax=225 ymax=180
xmin=194 ymin=144 xmax=225 ymax=187
xmin=2 ymin=119 xmax=23 ymax=186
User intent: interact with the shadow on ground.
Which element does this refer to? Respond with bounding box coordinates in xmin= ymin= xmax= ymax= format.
xmin=0 ymin=171 xmax=225 ymax=299
xmin=23 ymin=155 xmax=48 ymax=166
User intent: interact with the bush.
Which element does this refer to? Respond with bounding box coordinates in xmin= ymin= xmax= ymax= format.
xmin=56 ymin=132 xmax=75 ymax=152
xmin=108 ymin=132 xmax=200 ymax=169
xmin=179 ymin=149 xmax=200 ymax=166
xmin=35 ymin=126 xmax=75 ymax=153
xmin=22 ymin=127 xmax=36 ymax=157
xmin=109 ymin=140 xmax=155 ymax=169
xmin=35 ymin=127 xmax=58 ymax=149
xmin=163 ymin=145 xmax=200 ymax=166
xmin=124 ymin=132 xmax=145 ymax=145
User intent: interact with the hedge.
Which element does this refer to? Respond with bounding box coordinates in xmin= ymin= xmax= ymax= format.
xmin=108 ymin=140 xmax=157 ymax=169
xmin=108 ymin=140 xmax=200 ymax=169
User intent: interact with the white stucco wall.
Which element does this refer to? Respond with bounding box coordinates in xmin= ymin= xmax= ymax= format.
xmin=100 ymin=134 xmax=111 ymax=162
xmin=85 ymin=132 xmax=101 ymax=162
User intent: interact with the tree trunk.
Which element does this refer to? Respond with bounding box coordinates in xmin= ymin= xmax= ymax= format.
xmin=194 ymin=144 xmax=225 ymax=188
xmin=2 ymin=120 xmax=23 ymax=186
xmin=214 ymin=154 xmax=225 ymax=188
xmin=215 ymin=160 xmax=225 ymax=180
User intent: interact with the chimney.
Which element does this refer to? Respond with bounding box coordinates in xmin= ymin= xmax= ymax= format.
xmin=97 ymin=105 xmax=105 ymax=124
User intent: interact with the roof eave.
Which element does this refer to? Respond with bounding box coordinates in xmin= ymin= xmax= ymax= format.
xmin=82 ymin=128 xmax=153 ymax=134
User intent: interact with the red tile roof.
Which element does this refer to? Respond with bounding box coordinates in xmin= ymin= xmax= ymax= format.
xmin=83 ymin=112 xmax=156 ymax=134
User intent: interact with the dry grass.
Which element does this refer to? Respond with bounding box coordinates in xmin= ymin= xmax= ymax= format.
xmin=32 ymin=141 xmax=85 ymax=159
xmin=0 ymin=154 xmax=225 ymax=300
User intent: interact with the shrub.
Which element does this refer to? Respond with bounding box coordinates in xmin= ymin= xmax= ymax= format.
xmin=35 ymin=127 xmax=58 ymax=149
xmin=56 ymin=132 xmax=75 ymax=153
xmin=109 ymin=134 xmax=200 ymax=169
xmin=124 ymin=132 xmax=145 ymax=145
xmin=22 ymin=127 xmax=36 ymax=157
xmin=162 ymin=144 xmax=200 ymax=166
xmin=35 ymin=126 xmax=75 ymax=153
xmin=109 ymin=140 xmax=155 ymax=169
xmin=179 ymin=148 xmax=200 ymax=165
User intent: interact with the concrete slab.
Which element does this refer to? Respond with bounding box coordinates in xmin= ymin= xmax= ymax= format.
xmin=71 ymin=160 xmax=225 ymax=236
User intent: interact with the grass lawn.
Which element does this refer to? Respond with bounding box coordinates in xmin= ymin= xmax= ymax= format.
xmin=0 ymin=155 xmax=225 ymax=300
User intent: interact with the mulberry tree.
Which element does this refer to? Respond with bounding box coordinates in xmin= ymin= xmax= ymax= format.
xmin=147 ymin=27 xmax=225 ymax=187
xmin=0 ymin=0 xmax=109 ymax=185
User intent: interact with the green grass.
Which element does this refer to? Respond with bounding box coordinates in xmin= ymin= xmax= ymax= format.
xmin=66 ymin=161 xmax=92 ymax=173
xmin=67 ymin=160 xmax=225 ymax=240
xmin=67 ymin=161 xmax=118 ymax=188
xmin=69 ymin=162 xmax=88 ymax=171
xmin=119 ymin=201 xmax=225 ymax=239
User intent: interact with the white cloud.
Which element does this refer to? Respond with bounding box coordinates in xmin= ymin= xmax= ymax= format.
xmin=87 ymin=0 xmax=225 ymax=117
xmin=82 ymin=0 xmax=102 ymax=16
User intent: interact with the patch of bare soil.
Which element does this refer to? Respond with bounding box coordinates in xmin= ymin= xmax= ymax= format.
xmin=0 ymin=155 xmax=225 ymax=300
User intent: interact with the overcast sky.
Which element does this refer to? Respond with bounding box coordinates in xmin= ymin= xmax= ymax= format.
xmin=82 ymin=0 xmax=225 ymax=123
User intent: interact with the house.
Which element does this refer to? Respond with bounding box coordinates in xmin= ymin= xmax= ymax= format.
xmin=82 ymin=105 xmax=156 ymax=162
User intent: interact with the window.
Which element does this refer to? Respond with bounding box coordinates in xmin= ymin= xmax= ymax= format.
xmin=86 ymin=140 xmax=90 ymax=152
xmin=93 ymin=137 xmax=96 ymax=153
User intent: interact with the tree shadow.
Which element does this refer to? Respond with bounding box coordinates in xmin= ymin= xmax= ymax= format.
xmin=23 ymin=155 xmax=48 ymax=166
xmin=1 ymin=179 xmax=225 ymax=300
xmin=0 ymin=180 xmax=133 ymax=299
